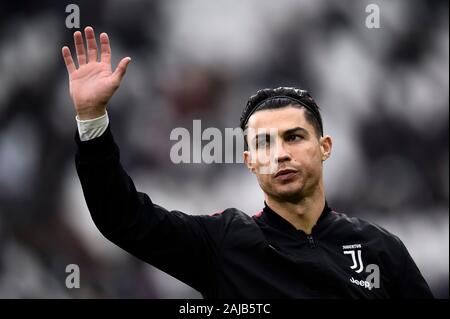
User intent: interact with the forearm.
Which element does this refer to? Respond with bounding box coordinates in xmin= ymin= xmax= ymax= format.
xmin=74 ymin=122 xmax=148 ymax=239
xmin=75 ymin=111 xmax=137 ymax=239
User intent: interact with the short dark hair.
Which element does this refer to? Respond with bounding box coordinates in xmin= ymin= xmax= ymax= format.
xmin=240 ymin=87 xmax=323 ymax=137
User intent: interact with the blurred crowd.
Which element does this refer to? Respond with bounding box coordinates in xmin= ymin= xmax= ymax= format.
xmin=0 ymin=0 xmax=448 ymax=298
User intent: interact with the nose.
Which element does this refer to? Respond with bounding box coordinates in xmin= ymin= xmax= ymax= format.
xmin=275 ymin=141 xmax=291 ymax=164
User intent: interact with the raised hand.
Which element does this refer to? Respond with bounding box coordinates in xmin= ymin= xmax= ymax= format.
xmin=62 ymin=26 xmax=131 ymax=120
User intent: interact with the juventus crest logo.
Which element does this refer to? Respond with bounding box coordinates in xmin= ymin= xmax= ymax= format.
xmin=342 ymin=244 xmax=381 ymax=290
xmin=343 ymin=244 xmax=364 ymax=273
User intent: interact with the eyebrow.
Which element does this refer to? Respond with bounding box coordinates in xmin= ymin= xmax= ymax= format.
xmin=251 ymin=126 xmax=309 ymax=143
xmin=282 ymin=127 xmax=309 ymax=137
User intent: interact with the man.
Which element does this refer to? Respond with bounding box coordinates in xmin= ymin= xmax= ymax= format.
xmin=62 ymin=27 xmax=433 ymax=298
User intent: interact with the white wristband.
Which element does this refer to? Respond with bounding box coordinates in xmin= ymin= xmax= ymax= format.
xmin=76 ymin=111 xmax=109 ymax=141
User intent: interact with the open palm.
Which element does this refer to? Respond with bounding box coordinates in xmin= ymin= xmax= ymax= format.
xmin=62 ymin=27 xmax=131 ymax=120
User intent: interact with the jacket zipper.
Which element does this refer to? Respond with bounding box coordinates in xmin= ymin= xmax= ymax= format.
xmin=307 ymin=235 xmax=316 ymax=248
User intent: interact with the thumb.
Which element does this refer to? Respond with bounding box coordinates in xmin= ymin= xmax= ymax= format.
xmin=112 ymin=57 xmax=131 ymax=84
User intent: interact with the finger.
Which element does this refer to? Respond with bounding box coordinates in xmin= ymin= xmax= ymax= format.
xmin=100 ymin=33 xmax=111 ymax=64
xmin=74 ymin=31 xmax=86 ymax=65
xmin=62 ymin=46 xmax=76 ymax=75
xmin=84 ymin=26 xmax=98 ymax=63
xmin=112 ymin=57 xmax=131 ymax=84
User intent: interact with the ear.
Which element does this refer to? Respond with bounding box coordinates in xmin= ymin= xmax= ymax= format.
xmin=319 ymin=135 xmax=332 ymax=161
xmin=243 ymin=150 xmax=256 ymax=173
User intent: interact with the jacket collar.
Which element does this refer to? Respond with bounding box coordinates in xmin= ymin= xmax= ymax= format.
xmin=261 ymin=200 xmax=332 ymax=234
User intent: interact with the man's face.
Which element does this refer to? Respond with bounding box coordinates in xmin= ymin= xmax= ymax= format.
xmin=243 ymin=106 xmax=332 ymax=202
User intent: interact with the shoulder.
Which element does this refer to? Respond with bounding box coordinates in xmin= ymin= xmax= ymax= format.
xmin=329 ymin=210 xmax=404 ymax=250
xmin=192 ymin=208 xmax=260 ymax=244
xmin=193 ymin=207 xmax=256 ymax=228
xmin=207 ymin=207 xmax=257 ymax=226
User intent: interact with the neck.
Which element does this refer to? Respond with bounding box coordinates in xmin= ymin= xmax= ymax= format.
xmin=265 ymin=182 xmax=325 ymax=234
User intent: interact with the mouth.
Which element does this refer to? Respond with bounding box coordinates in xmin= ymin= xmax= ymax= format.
xmin=274 ymin=168 xmax=298 ymax=180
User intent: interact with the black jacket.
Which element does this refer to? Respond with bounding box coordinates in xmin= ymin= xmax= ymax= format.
xmin=75 ymin=125 xmax=433 ymax=299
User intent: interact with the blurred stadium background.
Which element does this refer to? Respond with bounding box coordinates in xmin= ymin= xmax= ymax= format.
xmin=0 ymin=0 xmax=448 ymax=298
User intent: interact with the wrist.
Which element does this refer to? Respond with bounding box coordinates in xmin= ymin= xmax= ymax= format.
xmin=76 ymin=108 xmax=107 ymax=120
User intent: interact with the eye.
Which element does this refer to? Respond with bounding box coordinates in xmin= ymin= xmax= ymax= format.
xmin=286 ymin=134 xmax=302 ymax=142
xmin=255 ymin=135 xmax=272 ymax=149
